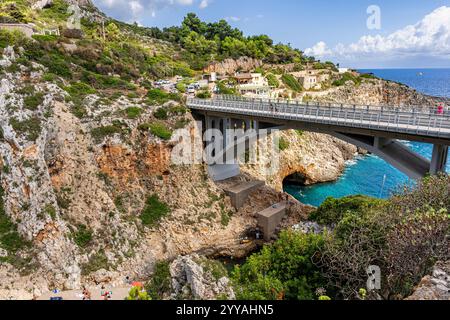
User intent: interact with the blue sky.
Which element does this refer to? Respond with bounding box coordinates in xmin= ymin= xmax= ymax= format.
xmin=92 ymin=0 xmax=450 ymax=68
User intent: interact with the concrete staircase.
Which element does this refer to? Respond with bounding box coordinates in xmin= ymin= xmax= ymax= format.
xmin=224 ymin=180 xmax=265 ymax=209
xmin=256 ymin=202 xmax=287 ymax=241
xmin=208 ymin=164 xmax=240 ymax=182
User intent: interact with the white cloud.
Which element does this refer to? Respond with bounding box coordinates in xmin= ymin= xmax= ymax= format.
xmin=199 ymin=0 xmax=209 ymax=9
xmin=305 ymin=6 xmax=450 ymax=63
xmin=304 ymin=41 xmax=331 ymax=57
xmin=225 ymin=16 xmax=240 ymax=22
xmin=93 ymin=0 xmax=203 ymax=22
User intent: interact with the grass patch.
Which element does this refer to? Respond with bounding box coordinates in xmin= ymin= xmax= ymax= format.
xmin=279 ymin=137 xmax=290 ymax=151
xmin=81 ymin=249 xmax=109 ymax=276
xmin=0 ymin=183 xmax=31 ymax=256
xmin=73 ymin=224 xmax=93 ymax=248
xmin=124 ymin=107 xmax=143 ymax=119
xmin=140 ymin=194 xmax=170 ymax=228
xmin=23 ymin=92 xmax=45 ymax=111
xmin=91 ymin=121 xmax=128 ymax=143
xmin=10 ymin=117 xmax=41 ymax=141
xmin=147 ymin=89 xmax=181 ymax=105
xmin=139 ymin=123 xmax=173 ymax=141
xmin=43 ymin=204 xmax=56 ymax=220
xmin=281 ymin=74 xmax=302 ymax=92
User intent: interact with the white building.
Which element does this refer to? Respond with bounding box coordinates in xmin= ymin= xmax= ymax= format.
xmin=235 ymin=73 xmax=271 ymax=97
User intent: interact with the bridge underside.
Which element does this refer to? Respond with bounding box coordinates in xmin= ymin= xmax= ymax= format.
xmin=196 ymin=112 xmax=449 ymax=181
xmin=332 ymin=133 xmax=448 ymax=179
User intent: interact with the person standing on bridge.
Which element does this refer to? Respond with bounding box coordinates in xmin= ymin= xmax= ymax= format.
xmin=437 ymin=103 xmax=444 ymax=115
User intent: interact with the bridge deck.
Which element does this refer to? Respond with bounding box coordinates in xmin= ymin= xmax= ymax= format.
xmin=187 ymin=96 xmax=450 ymax=143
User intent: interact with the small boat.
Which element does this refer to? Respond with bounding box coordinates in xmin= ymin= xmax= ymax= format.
xmin=417 ymin=72 xmax=424 ymax=76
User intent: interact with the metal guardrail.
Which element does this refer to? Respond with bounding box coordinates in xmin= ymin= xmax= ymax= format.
xmin=187 ymin=96 xmax=450 ymax=139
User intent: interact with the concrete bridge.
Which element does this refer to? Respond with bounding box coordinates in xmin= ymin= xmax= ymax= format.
xmin=187 ymin=95 xmax=450 ymax=181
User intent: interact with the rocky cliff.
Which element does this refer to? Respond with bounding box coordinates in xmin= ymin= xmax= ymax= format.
xmin=0 ymin=47 xmax=313 ymax=299
xmin=406 ymin=261 xmax=450 ymax=300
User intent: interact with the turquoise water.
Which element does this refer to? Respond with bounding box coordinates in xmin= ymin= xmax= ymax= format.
xmin=285 ymin=69 xmax=450 ymax=207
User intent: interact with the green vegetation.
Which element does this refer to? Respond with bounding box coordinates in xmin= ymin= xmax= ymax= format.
xmin=145 ymin=261 xmax=172 ymax=300
xmin=266 ymin=73 xmax=280 ymax=88
xmin=145 ymin=13 xmax=310 ymax=69
xmin=73 ymin=224 xmax=93 ymax=248
xmin=126 ymin=286 xmax=151 ymax=300
xmin=43 ymin=204 xmax=57 ymax=220
xmin=217 ymin=81 xmax=237 ymax=95
xmin=232 ymin=175 xmax=450 ymax=300
xmin=360 ymin=73 xmax=378 ymax=80
xmin=147 ymin=123 xmax=173 ymax=140
xmin=10 ymin=117 xmax=41 ymax=141
xmin=332 ymin=72 xmax=362 ymax=86
xmin=64 ymin=82 xmax=97 ymax=97
xmin=310 ymin=195 xmax=386 ymax=225
xmin=91 ymin=121 xmax=128 ymax=143
xmin=232 ymin=231 xmax=327 ymax=300
xmin=196 ymin=90 xmax=212 ymax=99
xmin=198 ymin=257 xmax=228 ymax=281
xmin=0 ymin=182 xmax=30 ymax=256
xmin=278 ymin=137 xmax=290 ymax=151
xmin=281 ymin=74 xmax=302 ymax=92
xmin=147 ymin=89 xmax=181 ymax=105
xmin=23 ymin=92 xmax=45 ymax=111
xmin=153 ymin=107 xmax=169 ymax=120
xmin=81 ymin=249 xmax=109 ymax=275
xmin=174 ymin=118 xmax=191 ymax=130
xmin=140 ymin=194 xmax=170 ymax=227
xmin=124 ymin=107 xmax=143 ymax=119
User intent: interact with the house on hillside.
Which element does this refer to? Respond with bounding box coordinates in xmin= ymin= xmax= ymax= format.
xmin=291 ymin=69 xmax=330 ymax=90
xmin=203 ymin=72 xmax=217 ymax=83
xmin=0 ymin=23 xmax=37 ymax=38
xmin=233 ymin=73 xmax=271 ymax=97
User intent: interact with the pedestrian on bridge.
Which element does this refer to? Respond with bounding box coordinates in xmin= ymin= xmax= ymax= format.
xmin=437 ymin=103 xmax=444 ymax=115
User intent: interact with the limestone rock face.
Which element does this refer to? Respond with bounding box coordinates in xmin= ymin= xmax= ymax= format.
xmin=170 ymin=254 xmax=235 ymax=300
xmin=243 ymin=131 xmax=357 ymax=191
xmin=406 ymin=262 xmax=450 ymax=300
xmin=32 ymin=0 xmax=53 ymax=10
xmin=305 ymin=79 xmax=443 ymax=107
xmin=204 ymin=57 xmax=263 ymax=76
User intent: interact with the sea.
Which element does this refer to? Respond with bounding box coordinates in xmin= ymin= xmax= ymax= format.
xmin=284 ymin=68 xmax=450 ymax=207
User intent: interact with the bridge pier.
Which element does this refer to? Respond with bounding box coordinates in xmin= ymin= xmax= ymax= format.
xmin=205 ymin=115 xmax=241 ymax=181
xmin=430 ymin=144 xmax=449 ymax=175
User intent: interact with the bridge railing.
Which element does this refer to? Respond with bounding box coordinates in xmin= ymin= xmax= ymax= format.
xmin=214 ymin=94 xmax=446 ymax=114
xmin=187 ymin=96 xmax=450 ymax=139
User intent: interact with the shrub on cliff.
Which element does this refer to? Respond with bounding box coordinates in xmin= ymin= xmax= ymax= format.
xmin=23 ymin=92 xmax=45 ymax=111
xmin=0 ymin=181 xmax=31 ymax=264
xmin=73 ymin=224 xmax=93 ymax=248
xmin=232 ymin=231 xmax=328 ymax=300
xmin=318 ymin=175 xmax=450 ymax=299
xmin=310 ymin=195 xmax=386 ymax=225
xmin=149 ymin=123 xmax=173 ymax=141
xmin=10 ymin=117 xmax=42 ymax=141
xmin=154 ymin=107 xmax=169 ymax=120
xmin=266 ymin=73 xmax=280 ymax=88
xmin=281 ymin=74 xmax=302 ymax=92
xmin=140 ymin=194 xmax=170 ymax=228
xmin=124 ymin=107 xmax=143 ymax=119
xmin=145 ymin=261 xmax=172 ymax=300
